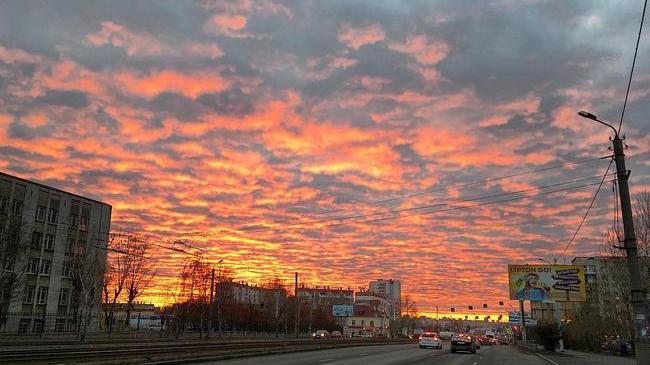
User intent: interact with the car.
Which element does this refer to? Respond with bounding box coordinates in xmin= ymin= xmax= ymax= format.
xmin=419 ymin=332 xmax=443 ymax=349
xmin=450 ymin=333 xmax=477 ymax=353
xmin=312 ymin=329 xmax=330 ymax=339
xmin=330 ymin=330 xmax=342 ymax=338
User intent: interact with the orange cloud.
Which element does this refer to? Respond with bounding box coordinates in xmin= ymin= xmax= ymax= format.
xmin=338 ymin=23 xmax=385 ymax=49
xmin=114 ymin=70 xmax=228 ymax=99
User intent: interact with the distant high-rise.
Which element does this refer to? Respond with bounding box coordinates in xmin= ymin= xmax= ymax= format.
xmin=0 ymin=172 xmax=111 ymax=333
xmin=368 ymin=279 xmax=401 ymax=318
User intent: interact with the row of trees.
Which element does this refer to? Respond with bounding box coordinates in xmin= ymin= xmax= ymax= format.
xmin=162 ymin=257 xmax=338 ymax=338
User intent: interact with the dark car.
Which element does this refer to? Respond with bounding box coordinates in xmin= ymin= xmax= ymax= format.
xmin=451 ymin=333 xmax=477 ymax=353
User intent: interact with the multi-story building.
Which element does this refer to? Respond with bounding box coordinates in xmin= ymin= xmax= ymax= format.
xmin=342 ymin=303 xmax=391 ymax=337
xmin=368 ymin=279 xmax=401 ymax=318
xmin=296 ymin=285 xmax=354 ymax=307
xmin=218 ymin=281 xmax=288 ymax=307
xmin=0 ymin=172 xmax=111 ymax=333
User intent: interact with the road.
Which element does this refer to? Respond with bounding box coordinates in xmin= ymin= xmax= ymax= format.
xmin=204 ymin=343 xmax=550 ymax=365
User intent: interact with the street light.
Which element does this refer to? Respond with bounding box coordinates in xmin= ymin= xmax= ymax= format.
xmin=538 ymin=257 xmax=557 ymax=265
xmin=577 ymin=111 xmax=619 ymax=136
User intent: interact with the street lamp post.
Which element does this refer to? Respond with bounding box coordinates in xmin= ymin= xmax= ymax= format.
xmin=578 ymin=111 xmax=650 ymax=363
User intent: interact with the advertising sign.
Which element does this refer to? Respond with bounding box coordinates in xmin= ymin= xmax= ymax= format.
xmin=508 ymin=311 xmax=537 ymax=326
xmin=332 ymin=305 xmax=353 ymax=317
xmin=508 ymin=265 xmax=586 ymax=302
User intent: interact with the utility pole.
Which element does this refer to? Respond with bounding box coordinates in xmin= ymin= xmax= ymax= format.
xmin=294 ymin=272 xmax=299 ymax=338
xmin=613 ymin=131 xmax=650 ymax=362
xmin=209 ymin=268 xmax=215 ymax=338
xmin=519 ymin=300 xmax=527 ymax=341
xmin=578 ymin=111 xmax=649 ymax=363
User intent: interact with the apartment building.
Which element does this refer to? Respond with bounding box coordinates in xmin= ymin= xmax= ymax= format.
xmin=296 ymin=285 xmax=354 ymax=307
xmin=0 ymin=172 xmax=111 ymax=333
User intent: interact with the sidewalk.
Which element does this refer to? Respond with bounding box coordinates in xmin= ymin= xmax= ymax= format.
xmin=541 ymin=349 xmax=635 ymax=365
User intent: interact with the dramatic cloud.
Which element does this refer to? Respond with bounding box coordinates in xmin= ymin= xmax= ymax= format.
xmin=1 ymin=0 xmax=649 ymax=316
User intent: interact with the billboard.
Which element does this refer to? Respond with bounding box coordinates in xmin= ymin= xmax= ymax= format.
xmin=508 ymin=265 xmax=586 ymax=302
xmin=332 ymin=305 xmax=353 ymax=317
xmin=508 ymin=311 xmax=537 ymax=326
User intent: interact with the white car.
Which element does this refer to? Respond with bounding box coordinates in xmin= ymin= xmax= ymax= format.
xmin=419 ymin=332 xmax=443 ymax=349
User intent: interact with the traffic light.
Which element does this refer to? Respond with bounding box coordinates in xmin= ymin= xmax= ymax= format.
xmin=499 ymin=301 xmax=504 ymax=306
xmin=483 ymin=303 xmax=488 ymax=309
xmin=451 ymin=307 xmax=455 ymax=312
xmin=469 ymin=305 xmax=473 ymax=310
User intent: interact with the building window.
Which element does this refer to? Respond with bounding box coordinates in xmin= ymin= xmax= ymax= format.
xmin=27 ymin=258 xmax=40 ymax=274
xmin=47 ymin=208 xmax=58 ymax=224
xmin=36 ymin=286 xmax=48 ymax=304
xmin=32 ymin=319 xmax=43 ymax=332
xmin=23 ymin=285 xmax=35 ymax=303
xmin=11 ymin=200 xmax=23 ymax=216
xmin=70 ymin=214 xmax=79 ymax=229
xmin=66 ymin=235 xmax=75 ymax=253
xmin=370 ymin=320 xmax=375 ymax=327
xmin=0 ymin=196 xmax=9 ymax=214
xmin=361 ymin=320 xmax=365 ymax=326
xmin=55 ymin=319 xmax=66 ymax=332
xmin=18 ymin=319 xmax=31 ymax=333
xmin=39 ymin=259 xmax=51 ymax=275
xmin=79 ymin=216 xmax=89 ymax=231
xmin=58 ymin=288 xmax=69 ymax=306
xmin=62 ymin=260 xmax=72 ymax=277
xmin=44 ymin=234 xmax=55 ymax=250
xmin=31 ymin=232 xmax=43 ymax=250
xmin=0 ymin=286 xmax=11 ymax=303
xmin=351 ymin=320 xmax=355 ymax=326
xmin=35 ymin=206 xmax=46 ymax=221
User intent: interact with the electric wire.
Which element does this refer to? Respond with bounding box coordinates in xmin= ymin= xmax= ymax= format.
xmin=561 ymin=159 xmax=614 ymax=256
xmin=239 ymin=155 xmax=612 ymax=231
xmin=618 ymin=0 xmax=648 ymax=133
xmin=243 ymin=174 xmax=616 ymax=231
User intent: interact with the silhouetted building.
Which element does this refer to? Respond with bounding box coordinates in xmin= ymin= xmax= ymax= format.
xmin=0 ymin=172 xmax=111 ymax=333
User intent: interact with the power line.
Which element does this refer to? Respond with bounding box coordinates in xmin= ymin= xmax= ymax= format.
xmin=618 ymin=0 xmax=648 ymax=133
xmin=561 ymin=159 xmax=614 ymax=256
xmin=244 ymin=174 xmax=616 ymax=231
xmin=345 ymin=179 xmax=613 ymax=227
xmin=238 ymin=155 xmax=611 ymax=231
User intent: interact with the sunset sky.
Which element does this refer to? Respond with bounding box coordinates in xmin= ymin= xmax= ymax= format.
xmin=1 ymin=0 xmax=649 ymax=317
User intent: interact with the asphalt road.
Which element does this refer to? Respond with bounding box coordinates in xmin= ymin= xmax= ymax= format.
xmin=205 ymin=342 xmax=551 ymax=365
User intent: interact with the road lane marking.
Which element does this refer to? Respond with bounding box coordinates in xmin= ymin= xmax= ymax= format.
xmin=318 ymin=359 xmax=333 ymax=363
xmin=537 ymin=353 xmax=560 ymax=365
xmin=359 ymin=353 xmax=368 ymax=356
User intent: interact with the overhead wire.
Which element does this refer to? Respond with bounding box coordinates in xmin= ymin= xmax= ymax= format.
xmin=561 ymin=159 xmax=614 ymax=257
xmin=243 ymin=173 xmax=617 ymax=231
xmin=238 ymin=155 xmax=612 ymax=231
xmin=618 ymin=0 xmax=648 ymax=133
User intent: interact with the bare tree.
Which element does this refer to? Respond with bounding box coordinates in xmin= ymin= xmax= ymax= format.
xmin=173 ymin=257 xmax=211 ymax=339
xmin=0 ymin=216 xmax=29 ymax=329
xmin=400 ymin=295 xmax=418 ymax=335
xmin=70 ymin=245 xmax=104 ymax=341
xmin=262 ymin=278 xmax=287 ymax=337
xmin=123 ymin=237 xmax=156 ymax=329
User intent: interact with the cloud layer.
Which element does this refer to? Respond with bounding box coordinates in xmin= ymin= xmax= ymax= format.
xmin=1 ymin=0 xmax=649 ymax=315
